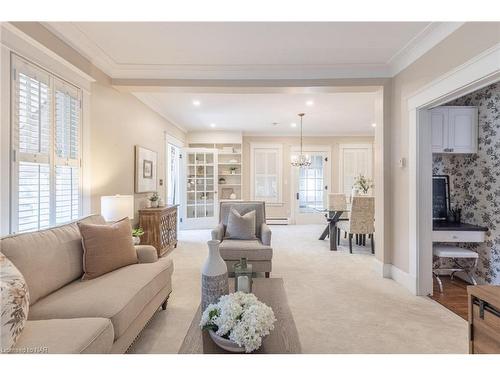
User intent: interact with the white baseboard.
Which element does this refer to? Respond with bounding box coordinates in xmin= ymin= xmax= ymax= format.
xmin=266 ymin=217 xmax=290 ymax=225
xmin=373 ymin=259 xmax=417 ymax=295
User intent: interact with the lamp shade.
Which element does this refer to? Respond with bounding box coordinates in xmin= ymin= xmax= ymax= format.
xmin=101 ymin=195 xmax=134 ymax=222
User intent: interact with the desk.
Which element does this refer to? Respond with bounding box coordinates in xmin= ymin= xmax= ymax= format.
xmin=432 ymin=221 xmax=488 ymax=242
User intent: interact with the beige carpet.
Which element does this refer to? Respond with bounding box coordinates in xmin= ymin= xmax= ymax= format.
xmin=128 ymin=225 xmax=468 ymax=354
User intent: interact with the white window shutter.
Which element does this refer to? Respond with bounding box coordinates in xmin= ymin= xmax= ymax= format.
xmin=11 ymin=55 xmax=82 ymax=233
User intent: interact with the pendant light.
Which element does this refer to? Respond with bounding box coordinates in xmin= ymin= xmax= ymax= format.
xmin=291 ymin=113 xmax=311 ymax=168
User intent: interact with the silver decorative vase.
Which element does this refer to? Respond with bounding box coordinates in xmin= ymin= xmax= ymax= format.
xmin=201 ymin=240 xmax=229 ymax=311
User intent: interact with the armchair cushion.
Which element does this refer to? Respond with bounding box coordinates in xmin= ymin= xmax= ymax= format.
xmin=226 ymin=209 xmax=256 ymax=240
xmin=211 ymin=223 xmax=225 ymax=241
xmin=261 ymin=223 xmax=272 ymax=246
xmin=135 ymin=245 xmax=158 ymax=263
xmin=219 ymin=240 xmax=272 ymax=261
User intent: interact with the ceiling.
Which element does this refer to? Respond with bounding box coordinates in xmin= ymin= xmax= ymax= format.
xmin=43 ymin=22 xmax=463 ymax=79
xmin=133 ymin=91 xmax=377 ymax=135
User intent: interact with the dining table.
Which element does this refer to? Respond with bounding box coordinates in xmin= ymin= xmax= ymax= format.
xmin=316 ymin=208 xmax=350 ymax=251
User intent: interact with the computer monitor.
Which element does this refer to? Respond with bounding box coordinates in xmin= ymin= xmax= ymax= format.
xmin=432 ymin=175 xmax=450 ymax=220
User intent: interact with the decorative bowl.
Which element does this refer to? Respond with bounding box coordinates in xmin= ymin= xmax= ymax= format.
xmin=208 ymin=330 xmax=245 ymax=353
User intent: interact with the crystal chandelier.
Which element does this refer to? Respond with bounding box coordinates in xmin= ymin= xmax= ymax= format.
xmin=291 ymin=113 xmax=311 ymax=168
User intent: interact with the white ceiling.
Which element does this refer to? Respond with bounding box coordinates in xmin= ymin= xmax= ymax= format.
xmin=43 ymin=22 xmax=463 ymax=79
xmin=133 ymin=91 xmax=377 ymax=135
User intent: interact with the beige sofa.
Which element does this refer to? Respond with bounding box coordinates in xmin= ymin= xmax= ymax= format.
xmin=0 ymin=215 xmax=174 ymax=354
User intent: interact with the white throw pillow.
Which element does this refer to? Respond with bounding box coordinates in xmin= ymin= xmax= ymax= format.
xmin=226 ymin=209 xmax=256 ymax=240
xmin=0 ymin=252 xmax=30 ymax=352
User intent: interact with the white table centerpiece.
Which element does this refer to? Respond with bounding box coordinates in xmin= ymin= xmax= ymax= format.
xmin=200 ymin=291 xmax=276 ymax=353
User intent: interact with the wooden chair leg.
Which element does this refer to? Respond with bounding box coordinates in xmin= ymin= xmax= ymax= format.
xmin=371 ymin=234 xmax=375 ymax=254
xmin=337 ymin=228 xmax=340 ymax=245
xmin=349 ymin=234 xmax=353 ymax=254
xmin=362 ymin=234 xmax=366 ymax=246
xmin=344 ymin=231 xmax=347 ymax=239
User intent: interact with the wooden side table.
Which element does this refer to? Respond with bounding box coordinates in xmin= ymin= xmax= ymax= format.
xmin=138 ymin=205 xmax=178 ymax=257
xmin=467 ymin=285 xmax=500 ymax=354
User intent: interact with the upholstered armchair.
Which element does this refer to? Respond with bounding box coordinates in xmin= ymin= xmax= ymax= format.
xmin=211 ymin=201 xmax=272 ymax=277
xmin=337 ymin=196 xmax=375 ymax=254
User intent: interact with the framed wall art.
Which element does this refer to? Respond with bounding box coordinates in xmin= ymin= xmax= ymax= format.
xmin=135 ymin=145 xmax=158 ymax=193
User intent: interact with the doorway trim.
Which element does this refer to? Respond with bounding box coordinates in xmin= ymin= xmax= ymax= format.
xmin=408 ymin=43 xmax=500 ymax=296
xmin=289 ymin=144 xmax=332 ymax=225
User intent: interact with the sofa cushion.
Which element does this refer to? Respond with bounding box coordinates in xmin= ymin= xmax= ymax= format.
xmin=226 ymin=208 xmax=256 ymax=240
xmin=12 ymin=318 xmax=114 ymax=354
xmin=28 ymin=257 xmax=174 ymax=340
xmin=219 ymin=240 xmax=272 ymax=261
xmin=0 ymin=253 xmax=30 ymax=351
xmin=0 ymin=215 xmax=106 ymax=305
xmin=78 ymin=217 xmax=138 ymax=280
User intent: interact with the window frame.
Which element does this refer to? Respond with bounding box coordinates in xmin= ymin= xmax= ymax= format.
xmin=10 ymin=54 xmax=83 ymax=233
xmin=338 ymin=143 xmax=373 ymax=195
xmin=249 ymin=143 xmax=283 ymax=205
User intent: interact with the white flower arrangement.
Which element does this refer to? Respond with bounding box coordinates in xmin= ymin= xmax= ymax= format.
xmin=200 ymin=291 xmax=276 ymax=353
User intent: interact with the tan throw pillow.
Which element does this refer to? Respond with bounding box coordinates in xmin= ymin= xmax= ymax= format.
xmin=226 ymin=208 xmax=256 ymax=240
xmin=78 ymin=218 xmax=138 ymax=280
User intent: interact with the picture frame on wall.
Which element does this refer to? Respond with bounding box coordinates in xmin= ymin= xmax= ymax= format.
xmin=135 ymin=145 xmax=158 ymax=193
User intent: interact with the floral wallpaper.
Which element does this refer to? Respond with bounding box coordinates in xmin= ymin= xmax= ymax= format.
xmin=432 ymin=82 xmax=500 ymax=284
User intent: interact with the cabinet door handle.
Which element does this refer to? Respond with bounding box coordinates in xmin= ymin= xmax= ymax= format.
xmin=449 ymin=148 xmax=454 ymax=152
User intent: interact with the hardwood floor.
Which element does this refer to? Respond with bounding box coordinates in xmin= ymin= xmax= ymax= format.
xmin=430 ymin=276 xmax=469 ymax=320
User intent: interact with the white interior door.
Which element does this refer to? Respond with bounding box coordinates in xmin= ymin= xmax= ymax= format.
xmin=339 ymin=144 xmax=373 ymax=195
xmin=181 ymin=148 xmax=218 ymax=229
xmin=291 ymin=150 xmax=330 ymax=224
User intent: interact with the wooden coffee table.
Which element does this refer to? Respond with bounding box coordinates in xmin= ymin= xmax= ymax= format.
xmin=178 ymin=278 xmax=301 ymax=354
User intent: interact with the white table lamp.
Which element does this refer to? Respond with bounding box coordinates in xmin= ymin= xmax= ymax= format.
xmin=101 ymin=195 xmax=134 ymax=222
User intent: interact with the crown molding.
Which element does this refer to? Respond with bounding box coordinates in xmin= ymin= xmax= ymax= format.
xmin=43 ymin=22 xmax=464 ymax=81
xmin=132 ymin=92 xmax=187 ymax=133
xmin=388 ymin=22 xmax=464 ymax=76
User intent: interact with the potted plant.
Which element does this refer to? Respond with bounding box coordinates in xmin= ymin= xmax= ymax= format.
xmin=200 ymin=292 xmax=276 ymax=353
xmin=149 ymin=192 xmax=159 ymax=208
xmin=229 ymin=166 xmax=238 ymax=175
xmin=353 ymin=175 xmax=374 ymax=195
xmin=132 ymin=227 xmax=144 ymax=245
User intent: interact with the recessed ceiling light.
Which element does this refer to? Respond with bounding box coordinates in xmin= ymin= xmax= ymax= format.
xmin=210 ymin=123 xmax=216 ymax=128
xmin=290 ymin=123 xmax=297 ymax=128
xmin=193 ymin=100 xmax=201 ymax=106
xmin=306 ymin=100 xmax=314 ymax=107
xmin=272 ymin=122 xmax=279 ymax=126
xmin=371 ymin=123 xmax=377 ymax=128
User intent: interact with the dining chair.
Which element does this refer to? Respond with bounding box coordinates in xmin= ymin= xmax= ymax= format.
xmin=336 ymin=196 xmax=375 ymax=254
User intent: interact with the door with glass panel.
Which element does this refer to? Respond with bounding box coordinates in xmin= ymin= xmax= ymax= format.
xmin=181 ymin=148 xmax=218 ymax=229
xmin=292 ymin=151 xmax=330 ymax=224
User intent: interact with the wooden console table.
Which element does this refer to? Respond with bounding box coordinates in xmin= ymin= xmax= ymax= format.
xmin=138 ymin=205 xmax=178 ymax=257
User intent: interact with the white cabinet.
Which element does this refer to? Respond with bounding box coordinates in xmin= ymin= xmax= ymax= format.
xmin=431 ymin=106 xmax=478 ymax=153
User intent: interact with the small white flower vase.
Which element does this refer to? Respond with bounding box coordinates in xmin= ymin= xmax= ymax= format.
xmin=201 ymin=240 xmax=229 ymax=311
xmin=151 ymin=200 xmax=158 ymax=208
xmin=132 ymin=236 xmax=140 ymax=245
xmin=351 ymin=187 xmax=359 ymax=198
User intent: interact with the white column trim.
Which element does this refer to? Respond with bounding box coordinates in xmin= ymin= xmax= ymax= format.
xmin=406 ymin=42 xmax=500 ymax=296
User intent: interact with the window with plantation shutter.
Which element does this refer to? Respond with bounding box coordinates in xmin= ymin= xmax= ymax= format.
xmin=11 ymin=55 xmax=82 ymax=233
xmin=250 ymin=144 xmax=282 ymax=204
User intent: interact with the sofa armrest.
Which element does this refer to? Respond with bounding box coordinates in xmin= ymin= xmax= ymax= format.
xmin=135 ymin=245 xmax=158 ymax=263
xmin=212 ymin=223 xmax=225 ymax=241
xmin=261 ymin=223 xmax=272 ymax=246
